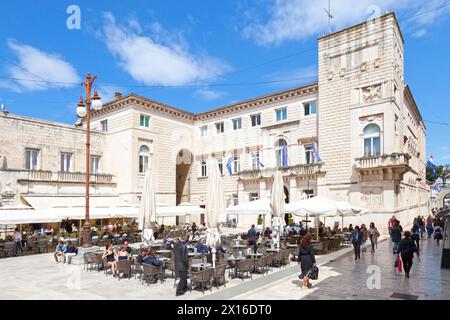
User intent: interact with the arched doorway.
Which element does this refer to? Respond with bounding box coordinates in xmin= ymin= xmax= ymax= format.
xmin=176 ymin=149 xmax=193 ymax=206
xmin=284 ymin=186 xmax=290 ymax=225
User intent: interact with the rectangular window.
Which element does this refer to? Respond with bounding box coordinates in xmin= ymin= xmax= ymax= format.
xmin=232 ymin=118 xmax=242 ymax=130
xmin=90 ymin=156 xmax=101 ymax=174
xmin=201 ymin=160 xmax=207 ymax=177
xmin=232 ymin=154 xmax=240 ymax=174
xmin=304 ymin=101 xmax=317 ymax=116
xmin=251 ymin=152 xmax=260 ymax=170
xmin=250 ymin=114 xmax=261 ymax=127
xmin=215 ymin=122 xmax=224 ymax=134
xmin=249 ymin=192 xmax=259 ymax=202
xmin=140 ymin=115 xmax=150 ymax=127
xmin=232 ymin=194 xmax=239 ymax=206
xmin=25 ymin=149 xmax=39 ymax=170
xmin=217 ymin=158 xmax=223 ymax=175
xmin=60 ymin=153 xmax=72 ymax=172
xmin=100 ymin=120 xmax=108 ymax=132
xmin=200 ymin=125 xmax=208 ymax=137
xmin=276 ymin=108 xmax=287 ymax=121
xmin=305 ymin=145 xmax=314 ymax=164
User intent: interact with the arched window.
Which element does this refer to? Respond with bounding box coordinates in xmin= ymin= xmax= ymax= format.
xmin=139 ymin=145 xmax=150 ymax=173
xmin=364 ymin=124 xmax=381 ymax=156
xmin=275 ymin=139 xmax=288 ymax=167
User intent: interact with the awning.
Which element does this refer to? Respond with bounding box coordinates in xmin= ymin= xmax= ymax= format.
xmin=156 ymin=203 xmax=205 ymax=217
xmin=226 ymin=198 xmax=272 ymax=215
xmin=0 ymin=209 xmax=61 ymax=225
xmin=22 ymin=196 xmax=140 ymax=220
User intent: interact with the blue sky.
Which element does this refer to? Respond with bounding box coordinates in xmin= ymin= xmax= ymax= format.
xmin=0 ymin=0 xmax=449 ymax=164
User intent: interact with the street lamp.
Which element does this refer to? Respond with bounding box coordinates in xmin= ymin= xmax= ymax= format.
xmin=76 ymin=72 xmax=103 ymax=247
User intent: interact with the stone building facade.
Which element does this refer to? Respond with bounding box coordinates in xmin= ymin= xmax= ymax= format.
xmin=0 ymin=13 xmax=428 ymax=231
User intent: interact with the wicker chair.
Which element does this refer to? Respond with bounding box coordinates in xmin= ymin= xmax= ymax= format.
xmin=116 ymin=259 xmax=132 ymax=280
xmin=254 ymin=256 xmax=268 ymax=275
xmin=141 ymin=263 xmax=163 ymax=284
xmin=265 ymin=254 xmax=274 ymax=272
xmin=272 ymin=251 xmax=282 ymax=267
xmin=91 ymin=254 xmax=104 ymax=271
xmin=2 ymin=242 xmax=14 ymax=257
xmin=83 ymin=252 xmax=96 ymax=270
xmin=211 ymin=264 xmax=227 ymax=289
xmin=190 ymin=268 xmax=212 ymax=294
xmin=36 ymin=240 xmax=49 ymax=254
xmin=235 ymin=259 xmax=253 ymax=281
xmin=281 ymin=250 xmax=290 ymax=267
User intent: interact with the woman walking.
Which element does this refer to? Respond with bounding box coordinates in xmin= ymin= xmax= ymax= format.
xmin=360 ymin=224 xmax=368 ymax=252
xmin=390 ymin=222 xmax=402 ymax=254
xmin=368 ymin=222 xmax=380 ymax=253
xmin=411 ymin=225 xmax=420 ymax=251
xmin=351 ymin=226 xmax=363 ymax=260
xmin=434 ymin=224 xmax=443 ymax=245
xmin=398 ymin=231 xmax=418 ymax=278
xmin=426 ymin=216 xmax=434 ymax=239
xmin=298 ymin=234 xmax=316 ymax=289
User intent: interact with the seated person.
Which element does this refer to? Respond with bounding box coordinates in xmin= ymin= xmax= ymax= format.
xmin=45 ymin=226 xmax=54 ymax=235
xmin=53 ymin=241 xmax=67 ymax=263
xmin=264 ymin=227 xmax=272 ymax=239
xmin=117 ymin=245 xmax=129 ymax=261
xmin=71 ymin=223 xmax=78 ymax=233
xmin=299 ymin=227 xmax=307 ymax=237
xmin=142 ymin=248 xmax=162 ymax=267
xmin=64 ymin=240 xmax=78 ymax=264
xmin=136 ymin=248 xmax=148 ymax=264
xmin=195 ymin=239 xmax=209 ymax=254
xmin=102 ymin=244 xmax=117 ymax=276
xmin=122 ymin=241 xmax=132 ymax=254
xmin=216 ymin=244 xmax=227 ymax=254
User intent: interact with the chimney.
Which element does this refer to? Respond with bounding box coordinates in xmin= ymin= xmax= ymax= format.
xmin=114 ymin=92 xmax=122 ymax=101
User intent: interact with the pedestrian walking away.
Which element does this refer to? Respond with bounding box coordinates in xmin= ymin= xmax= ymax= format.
xmin=298 ymin=234 xmax=316 ymax=289
xmin=398 ymin=231 xmax=418 ymax=278
xmin=13 ymin=228 xmax=23 ymax=256
xmin=390 ymin=221 xmax=402 ymax=254
xmin=174 ymin=235 xmax=189 ymax=296
xmin=411 ymin=225 xmax=420 ymax=252
xmin=433 ymin=224 xmax=443 ymax=246
xmin=368 ymin=222 xmax=380 ymax=253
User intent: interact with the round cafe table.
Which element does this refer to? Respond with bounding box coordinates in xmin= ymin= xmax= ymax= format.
xmin=287 ymin=244 xmax=298 ymax=248
xmin=191 ymin=263 xmax=212 ymax=271
xmin=246 ymin=253 xmax=263 ymax=259
xmin=233 ymin=244 xmax=247 ymax=249
xmin=265 ymin=248 xmax=281 ymax=253
xmin=156 ymin=249 xmax=171 ymax=254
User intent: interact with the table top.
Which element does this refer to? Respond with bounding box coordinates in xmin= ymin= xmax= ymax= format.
xmin=287 ymin=244 xmax=298 ymax=247
xmin=228 ymin=256 xmax=246 ymax=260
xmin=246 ymin=253 xmax=263 ymax=257
xmin=191 ymin=263 xmax=212 ymax=269
xmin=233 ymin=244 xmax=247 ymax=248
xmin=265 ymin=249 xmax=281 ymax=252
xmin=188 ymin=252 xmax=201 ymax=257
xmin=156 ymin=249 xmax=171 ymax=254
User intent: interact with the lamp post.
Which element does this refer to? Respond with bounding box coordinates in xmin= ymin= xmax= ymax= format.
xmin=76 ymin=73 xmax=103 ymax=247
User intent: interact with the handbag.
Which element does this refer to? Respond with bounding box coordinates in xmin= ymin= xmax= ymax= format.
xmin=307 ymin=265 xmax=319 ymax=280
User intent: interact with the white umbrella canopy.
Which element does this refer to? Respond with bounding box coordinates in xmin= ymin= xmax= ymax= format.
xmin=205 ymin=158 xmax=224 ymax=246
xmin=270 ymin=170 xmax=285 ymax=249
xmin=138 ymin=168 xmax=156 ymax=245
xmin=226 ymin=198 xmax=271 ymax=215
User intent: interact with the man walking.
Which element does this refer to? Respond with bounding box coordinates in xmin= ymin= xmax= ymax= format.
xmin=13 ymin=228 xmax=23 ymax=256
xmin=174 ymin=235 xmax=189 ymax=296
xmin=248 ymin=224 xmax=258 ymax=253
xmin=390 ymin=221 xmax=402 ymax=254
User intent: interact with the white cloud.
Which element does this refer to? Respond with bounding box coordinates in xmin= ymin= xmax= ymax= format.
xmin=412 ymin=29 xmax=428 ymax=38
xmin=102 ymin=12 xmax=230 ymax=86
xmin=242 ymin=0 xmax=450 ymax=46
xmin=194 ymin=88 xmax=226 ymax=101
xmin=5 ymin=40 xmax=80 ymax=91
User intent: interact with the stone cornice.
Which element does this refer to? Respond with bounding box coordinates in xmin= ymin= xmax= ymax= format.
xmin=89 ymin=83 xmax=318 ymax=123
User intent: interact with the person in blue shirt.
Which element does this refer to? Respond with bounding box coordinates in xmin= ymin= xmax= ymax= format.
xmin=142 ymin=248 xmax=162 ymax=267
xmin=53 ymin=241 xmax=67 ymax=263
xmin=195 ymin=239 xmax=209 ymax=254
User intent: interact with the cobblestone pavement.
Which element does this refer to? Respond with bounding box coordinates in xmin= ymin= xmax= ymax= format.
xmin=233 ymin=237 xmax=450 ymax=300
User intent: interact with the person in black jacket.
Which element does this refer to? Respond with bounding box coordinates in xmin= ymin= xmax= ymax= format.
xmin=298 ymin=234 xmax=316 ymax=289
xmin=174 ymin=235 xmax=189 ymax=296
xmin=398 ymin=231 xmax=418 ymax=278
xmin=390 ymin=222 xmax=402 ymax=254
xmin=247 ymin=224 xmax=258 ymax=253
xmin=351 ymin=226 xmax=363 ymax=260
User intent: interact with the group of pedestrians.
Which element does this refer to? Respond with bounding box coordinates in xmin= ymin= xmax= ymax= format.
xmin=349 ymin=222 xmax=381 ymax=260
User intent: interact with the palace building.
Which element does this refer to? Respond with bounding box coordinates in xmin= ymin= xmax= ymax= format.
xmin=0 ymin=13 xmax=428 ymax=232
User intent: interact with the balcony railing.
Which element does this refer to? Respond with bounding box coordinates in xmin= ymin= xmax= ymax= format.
xmin=355 ymin=153 xmax=410 ymax=170
xmin=239 ymin=162 xmax=324 ymax=180
xmin=14 ymin=170 xmax=115 ymax=184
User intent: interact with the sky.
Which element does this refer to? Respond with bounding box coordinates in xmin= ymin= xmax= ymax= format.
xmin=0 ymin=0 xmax=449 ymax=164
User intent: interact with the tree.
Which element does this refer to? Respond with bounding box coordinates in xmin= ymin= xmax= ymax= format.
xmin=427 ymin=164 xmax=450 ymax=184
